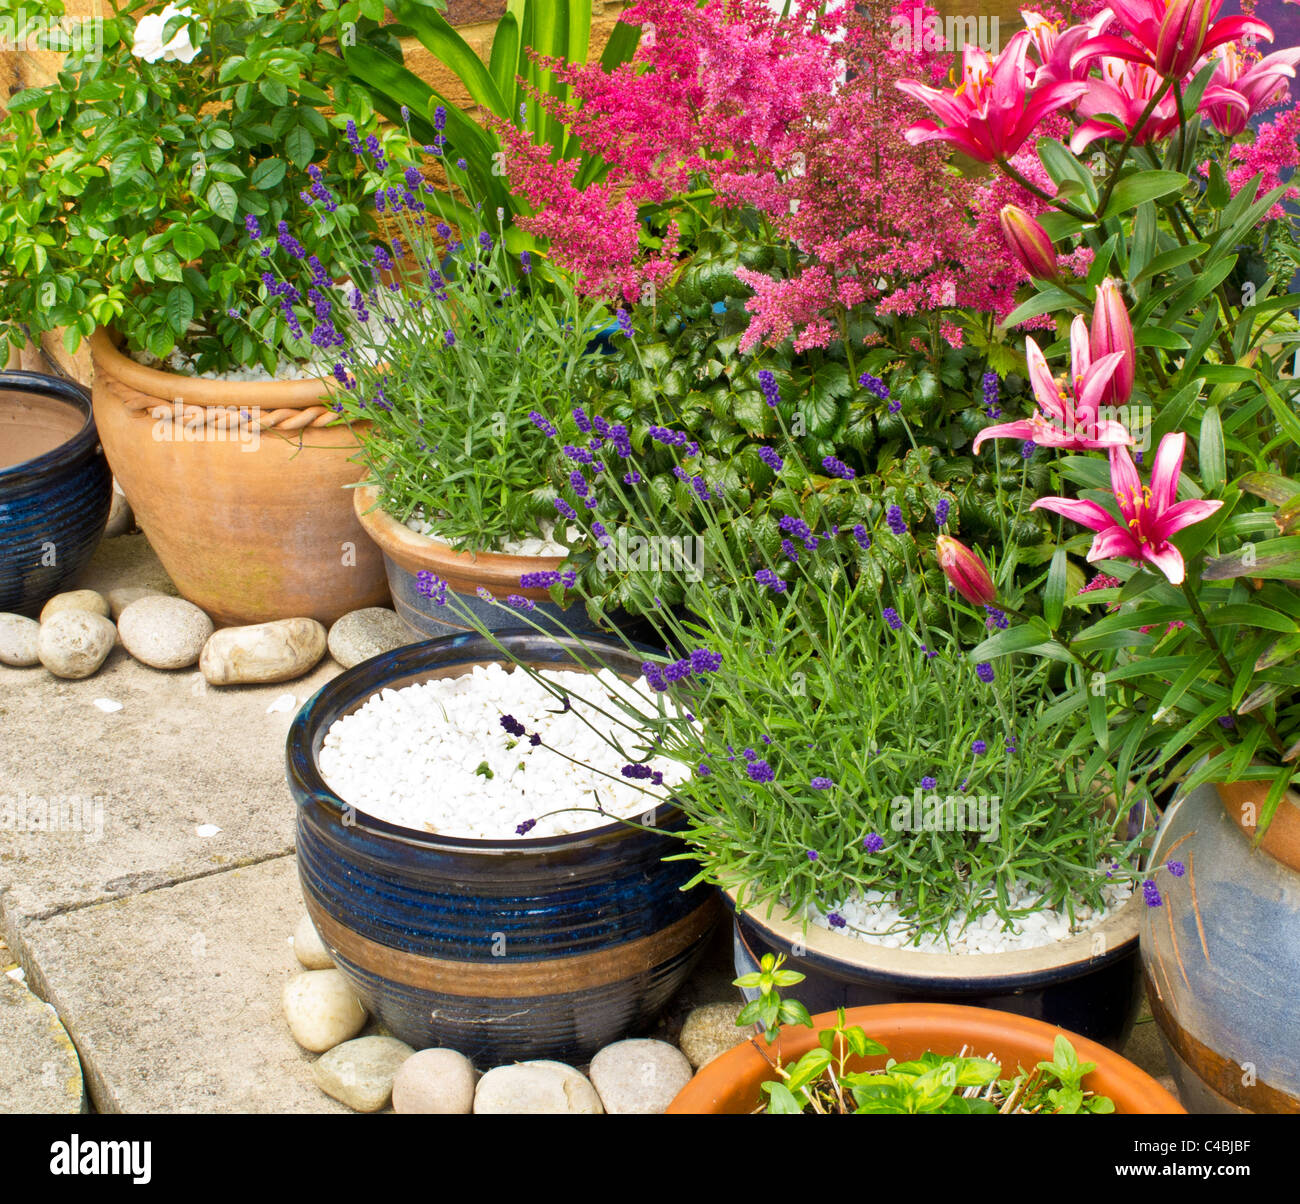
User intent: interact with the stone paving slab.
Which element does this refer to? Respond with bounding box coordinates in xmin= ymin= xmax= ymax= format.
xmin=0 ymin=532 xmax=343 ymax=927
xmin=15 ymin=855 xmax=348 ymax=1114
xmin=0 ymin=971 xmax=85 ymax=1113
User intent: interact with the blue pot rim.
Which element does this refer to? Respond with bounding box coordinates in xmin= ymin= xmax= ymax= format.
xmin=0 ymin=371 xmax=98 ymax=486
xmin=288 ymin=629 xmax=687 ymax=857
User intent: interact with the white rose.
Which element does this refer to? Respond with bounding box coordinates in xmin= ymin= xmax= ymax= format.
xmin=131 ymin=4 xmax=204 ymax=65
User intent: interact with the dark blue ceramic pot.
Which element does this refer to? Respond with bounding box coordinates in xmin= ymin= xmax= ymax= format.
xmin=0 ymin=371 xmax=112 ymax=617
xmin=287 ymin=631 xmax=720 ymax=1063
xmin=730 ymin=881 xmax=1144 ymax=1051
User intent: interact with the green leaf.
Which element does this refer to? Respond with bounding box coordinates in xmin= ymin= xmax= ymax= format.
xmin=164 ymin=285 xmax=194 ymax=337
xmin=202 ymin=180 xmax=238 ymax=224
xmin=391 ymin=0 xmax=510 ymax=118
xmin=285 ymin=125 xmax=316 ymax=170
xmin=1134 ymin=241 xmax=1209 ymax=284
xmin=250 ymin=157 xmax=287 ymax=190
xmin=1043 ymin=548 xmax=1068 ymax=632
xmin=1199 ymin=406 xmax=1225 ymax=493
xmin=1099 ymin=170 xmax=1187 ymax=219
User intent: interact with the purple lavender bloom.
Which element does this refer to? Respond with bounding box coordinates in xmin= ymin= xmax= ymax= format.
xmin=778 ymin=515 xmax=812 ymax=542
xmin=553 ymin=498 xmax=577 ymax=521
xmin=1022 ymin=440 xmax=1036 ymax=459
xmin=781 ymin=539 xmax=800 ymax=563
xmin=506 ymin=595 xmax=535 ymax=611
xmin=689 ymin=649 xmax=722 ymax=673
xmin=863 ymin=832 xmax=885 ymax=853
xmin=444 ymin=330 xmax=455 ymax=347
xmin=982 ymin=371 xmax=1001 ymax=418
xmin=529 ymin=411 xmax=557 ymax=438
xmin=365 ymin=134 xmax=387 ymax=169
xmin=984 ymin=606 xmax=1008 ymax=631
xmin=810 ymin=777 xmax=833 ymax=790
xmin=757 ymin=446 xmax=783 ymax=472
xmin=520 ymin=251 xmax=532 ymax=275
xmin=244 ymin=214 xmax=262 ymax=240
xmin=972 ymin=739 xmax=987 ymax=755
xmin=746 ymin=760 xmax=775 ymax=784
xmin=755 ymin=570 xmax=786 ymax=594
xmin=935 ymin=498 xmax=950 ymax=528
xmin=433 ymin=105 xmax=447 ymax=131
xmin=697 ymin=763 xmax=711 ymax=776
xmin=415 ymin=572 xmax=448 ymax=605
xmin=806 ymin=849 xmax=819 ymax=862
xmin=858 ymin=373 xmax=889 ymax=400
xmin=1167 ymin=860 xmax=1186 ymax=878
xmin=757 ymin=369 xmax=781 ymax=408
xmin=500 ymin=714 xmax=526 ymax=738
xmin=822 ymin=455 xmax=855 ymax=480
xmin=515 ymin=818 xmax=537 ymax=836
xmin=478 ymin=230 xmax=493 ymax=254
xmin=623 ymin=471 xmax=642 ymax=485
xmin=621 ymin=763 xmax=654 ymax=780
xmin=569 ymin=470 xmax=590 ymax=497
xmin=691 ymin=475 xmax=710 ymax=502
xmin=976 ymin=662 xmax=995 ymax=683
xmin=1217 ymin=715 xmax=1236 ymax=729
xmin=615 ymin=307 xmax=633 ymax=337
xmin=275 ymin=221 xmax=306 ymax=260
xmin=827 ymin=912 xmax=846 ymax=928
xmin=853 ymin=524 xmax=871 ymax=550
xmin=888 ymin=398 xmax=902 ymax=414
xmin=572 ymin=406 xmax=592 ymax=434
xmin=1142 ymin=880 xmax=1162 ymax=908
xmin=920 ymin=776 xmax=937 ymax=790
xmin=883 ymin=607 xmax=902 ymax=630
xmin=519 ymin=571 xmax=561 ymax=588
xmin=346 ymin=120 xmax=363 ymax=154
xmin=886 ymin=505 xmax=908 ymax=536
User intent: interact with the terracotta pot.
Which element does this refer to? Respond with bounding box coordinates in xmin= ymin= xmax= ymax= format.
xmin=90 ymin=329 xmax=389 ymax=625
xmin=666 ymin=1002 xmax=1184 ymax=1114
xmin=1140 ymin=780 xmax=1300 ymax=1113
xmin=352 ymin=483 xmax=573 ymax=638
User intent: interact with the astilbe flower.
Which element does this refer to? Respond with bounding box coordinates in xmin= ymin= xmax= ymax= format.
xmin=1211 ymin=100 xmax=1300 ymax=218
xmin=493 ymin=0 xmax=835 ymax=302
xmin=737 ymin=5 xmax=1078 ymax=352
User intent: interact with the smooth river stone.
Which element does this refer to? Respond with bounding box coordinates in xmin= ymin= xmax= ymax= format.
xmin=37 ymin=612 xmax=116 ymax=679
xmin=474 ymin=1062 xmax=603 ymax=1114
xmin=0 ymin=613 xmax=41 ymax=667
xmin=199 ymin=617 xmax=326 ymax=685
xmin=117 ymin=596 xmax=213 ymax=670
xmin=292 ymin=914 xmax=334 ymax=970
xmin=311 ymin=1035 xmax=414 ymax=1113
xmin=282 ymin=969 xmax=367 ymax=1053
xmin=39 ymin=590 xmax=110 ymax=623
xmin=679 ymin=1002 xmax=747 ymax=1069
xmin=588 ymin=1039 xmax=694 ymax=1114
xmin=391 ymin=1048 xmax=479 ymax=1115
xmin=326 ymin=607 xmax=412 ymax=669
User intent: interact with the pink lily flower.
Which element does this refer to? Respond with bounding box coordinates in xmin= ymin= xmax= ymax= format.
xmin=898 ymin=32 xmax=1090 ymax=163
xmin=974 ymin=316 xmax=1134 ymax=453
xmin=1031 ymin=433 xmax=1223 ymax=585
xmin=1069 ymin=57 xmax=1183 ymax=151
xmin=1198 ymin=43 xmax=1300 ymax=136
xmin=1083 ymin=0 xmax=1273 ymax=80
xmin=1021 ymin=8 xmax=1114 ymax=85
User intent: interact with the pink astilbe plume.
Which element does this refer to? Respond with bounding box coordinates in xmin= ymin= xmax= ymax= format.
xmin=1213 ymin=99 xmax=1300 ymax=216
xmin=496 ymin=0 xmax=836 ymax=300
xmin=737 ymin=5 xmax=1087 ymax=351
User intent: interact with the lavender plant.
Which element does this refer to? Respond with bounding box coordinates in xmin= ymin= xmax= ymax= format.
xmin=406 ymin=373 xmax=1144 ymax=942
xmin=255 ymin=120 xmax=613 ymax=550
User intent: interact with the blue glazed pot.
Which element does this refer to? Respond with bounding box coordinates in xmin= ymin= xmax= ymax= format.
xmin=729 ymin=852 xmax=1147 ymax=1052
xmin=0 ymin=371 xmax=112 ymax=617
xmin=287 ymin=630 xmax=720 ymax=1063
xmin=1140 ymin=780 xmax=1300 ymax=1113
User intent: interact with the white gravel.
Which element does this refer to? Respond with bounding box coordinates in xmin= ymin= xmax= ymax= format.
xmin=807 ymin=876 xmax=1133 ymax=954
xmin=403 ymin=511 xmax=572 ymax=557
xmin=318 ymin=663 xmax=686 ymax=840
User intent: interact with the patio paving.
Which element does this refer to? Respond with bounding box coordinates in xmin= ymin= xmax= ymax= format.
xmin=0 ymin=529 xmax=1178 ymax=1112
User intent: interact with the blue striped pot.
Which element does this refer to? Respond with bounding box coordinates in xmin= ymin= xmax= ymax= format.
xmin=0 ymin=371 xmax=112 ymax=617
xmin=287 ymin=631 xmax=720 ymax=1063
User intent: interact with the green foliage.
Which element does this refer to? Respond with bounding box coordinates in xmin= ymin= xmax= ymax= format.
xmin=733 ymin=956 xmax=1115 ymax=1115
xmin=0 ymin=0 xmax=399 ymax=371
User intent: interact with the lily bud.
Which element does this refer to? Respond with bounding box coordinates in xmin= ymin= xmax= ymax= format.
xmin=999 ymin=205 xmax=1059 ymax=281
xmin=936 ymin=535 xmax=997 ymax=607
xmin=1090 ymin=278 xmax=1136 ymax=407
xmin=1154 ymin=0 xmax=1214 ymax=79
